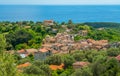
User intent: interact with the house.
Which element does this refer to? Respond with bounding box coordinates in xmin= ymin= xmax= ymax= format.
xmin=43 ymin=20 xmax=54 ymax=26
xmin=49 ymin=63 xmax=64 ymax=70
xmin=24 ymin=26 xmax=31 ymax=29
xmin=116 ymin=55 xmax=120 ymax=61
xmin=34 ymin=48 xmax=52 ymax=60
xmin=17 ymin=49 xmax=28 ymax=58
xmin=41 ymin=31 xmax=109 ymax=54
xmin=17 ymin=62 xmax=31 ymax=72
xmin=52 ymin=29 xmax=58 ymax=34
xmin=109 ymin=42 xmax=120 ymax=48
xmin=72 ymin=61 xmax=89 ymax=69
xmin=26 ymin=49 xmax=38 ymax=55
xmin=97 ymin=28 xmax=104 ymax=30
xmin=87 ymin=39 xmax=108 ymax=50
xmin=17 ymin=49 xmax=38 ymax=58
xmin=17 ymin=62 xmax=31 ymax=69
xmin=79 ymin=30 xmax=88 ymax=36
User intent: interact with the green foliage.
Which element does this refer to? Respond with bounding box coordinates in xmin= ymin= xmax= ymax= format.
xmin=0 ymin=35 xmax=21 ymax=76
xmin=71 ymin=67 xmax=92 ymax=76
xmin=63 ymin=55 xmax=75 ymax=68
xmin=24 ymin=65 xmax=45 ymax=75
xmin=107 ymin=48 xmax=120 ymax=56
xmin=1 ymin=21 xmax=120 ymax=50
xmin=68 ymin=20 xmax=73 ymax=25
xmin=45 ymin=55 xmax=63 ymax=65
xmin=17 ymin=58 xmax=31 ymax=64
xmin=0 ymin=53 xmax=20 ymax=76
xmin=104 ymin=58 xmax=120 ymax=76
xmin=33 ymin=60 xmax=45 ymax=66
xmin=87 ymin=29 xmax=120 ymax=41
xmin=52 ymin=71 xmax=59 ymax=76
xmin=92 ymin=61 xmax=106 ymax=76
xmin=60 ymin=68 xmax=74 ymax=76
xmin=78 ymin=25 xmax=91 ymax=30
xmin=1 ymin=21 xmax=120 ymax=76
xmin=39 ymin=65 xmax=51 ymax=76
xmin=74 ymin=35 xmax=85 ymax=41
xmin=6 ymin=29 xmax=33 ymax=48
xmin=72 ymin=51 xmax=86 ymax=61
xmin=84 ymin=22 xmax=120 ymax=28
xmin=0 ymin=34 xmax=6 ymax=52
xmin=73 ymin=25 xmax=120 ymax=42
xmin=24 ymin=60 xmax=51 ymax=76
xmin=0 ymin=21 xmax=48 ymax=50
xmin=15 ymin=43 xmax=29 ymax=50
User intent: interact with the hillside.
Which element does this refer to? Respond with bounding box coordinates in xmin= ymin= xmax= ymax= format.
xmin=83 ymin=22 xmax=120 ymax=28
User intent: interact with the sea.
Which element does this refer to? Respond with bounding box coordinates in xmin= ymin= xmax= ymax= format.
xmin=0 ymin=5 xmax=120 ymax=23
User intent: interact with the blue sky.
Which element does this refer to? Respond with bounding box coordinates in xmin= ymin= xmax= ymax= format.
xmin=0 ymin=0 xmax=120 ymax=5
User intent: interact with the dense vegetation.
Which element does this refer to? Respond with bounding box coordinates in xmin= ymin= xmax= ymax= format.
xmin=0 ymin=21 xmax=120 ymax=76
xmin=83 ymin=22 xmax=120 ymax=28
xmin=0 ymin=21 xmax=120 ymax=50
xmin=0 ymin=21 xmax=60 ymax=50
xmin=70 ymin=24 xmax=120 ymax=42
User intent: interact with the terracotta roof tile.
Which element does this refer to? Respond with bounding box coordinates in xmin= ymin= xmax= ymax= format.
xmin=26 ymin=49 xmax=38 ymax=54
xmin=17 ymin=62 xmax=31 ymax=69
xmin=17 ymin=49 xmax=26 ymax=53
xmin=39 ymin=48 xmax=48 ymax=53
xmin=116 ymin=55 xmax=120 ymax=61
xmin=49 ymin=63 xmax=64 ymax=70
xmin=73 ymin=62 xmax=89 ymax=67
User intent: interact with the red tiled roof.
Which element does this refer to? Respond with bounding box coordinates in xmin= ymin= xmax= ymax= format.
xmin=26 ymin=49 xmax=38 ymax=54
xmin=52 ymin=50 xmax=59 ymax=54
xmin=17 ymin=49 xmax=25 ymax=53
xmin=49 ymin=63 xmax=64 ymax=70
xmin=73 ymin=62 xmax=89 ymax=67
xmin=17 ymin=62 xmax=31 ymax=69
xmin=116 ymin=55 xmax=120 ymax=61
xmin=99 ymin=40 xmax=108 ymax=43
xmin=39 ymin=48 xmax=48 ymax=53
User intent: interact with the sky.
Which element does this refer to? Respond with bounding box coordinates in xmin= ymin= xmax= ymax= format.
xmin=0 ymin=0 xmax=120 ymax=5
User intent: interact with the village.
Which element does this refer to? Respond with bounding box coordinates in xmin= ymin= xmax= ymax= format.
xmin=17 ymin=20 xmax=109 ymax=60
xmin=1 ymin=20 xmax=120 ymax=76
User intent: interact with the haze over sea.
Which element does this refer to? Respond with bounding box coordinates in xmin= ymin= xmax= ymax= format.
xmin=0 ymin=5 xmax=120 ymax=23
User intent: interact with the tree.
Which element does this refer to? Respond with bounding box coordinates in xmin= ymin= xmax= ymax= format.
xmin=0 ymin=34 xmax=6 ymax=52
xmin=33 ymin=61 xmax=51 ymax=76
xmin=103 ymin=58 xmax=120 ymax=76
xmin=39 ymin=65 xmax=51 ymax=76
xmin=0 ymin=36 xmax=21 ymax=76
xmin=0 ymin=34 xmax=21 ymax=76
xmin=68 ymin=20 xmax=73 ymax=25
xmin=52 ymin=71 xmax=59 ymax=76
xmin=72 ymin=51 xmax=86 ymax=61
xmin=92 ymin=61 xmax=106 ymax=76
xmin=0 ymin=53 xmax=21 ymax=76
xmin=24 ymin=65 xmax=45 ymax=76
xmin=32 ymin=25 xmax=43 ymax=33
xmin=15 ymin=43 xmax=29 ymax=50
xmin=6 ymin=29 xmax=33 ymax=48
xmin=107 ymin=48 xmax=120 ymax=56
xmin=45 ymin=55 xmax=63 ymax=65
xmin=70 ymin=67 xmax=92 ymax=76
xmin=78 ymin=25 xmax=91 ymax=30
xmin=63 ymin=55 xmax=75 ymax=68
xmin=33 ymin=60 xmax=45 ymax=67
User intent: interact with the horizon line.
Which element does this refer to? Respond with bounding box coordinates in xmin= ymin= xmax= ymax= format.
xmin=0 ymin=4 xmax=120 ymax=5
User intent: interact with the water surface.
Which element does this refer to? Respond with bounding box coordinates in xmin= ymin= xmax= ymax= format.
xmin=0 ymin=5 xmax=120 ymax=22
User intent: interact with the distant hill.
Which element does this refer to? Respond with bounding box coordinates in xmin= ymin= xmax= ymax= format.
xmin=83 ymin=22 xmax=120 ymax=28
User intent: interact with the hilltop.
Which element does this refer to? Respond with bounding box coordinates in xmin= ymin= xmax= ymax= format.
xmin=0 ymin=20 xmax=120 ymax=76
